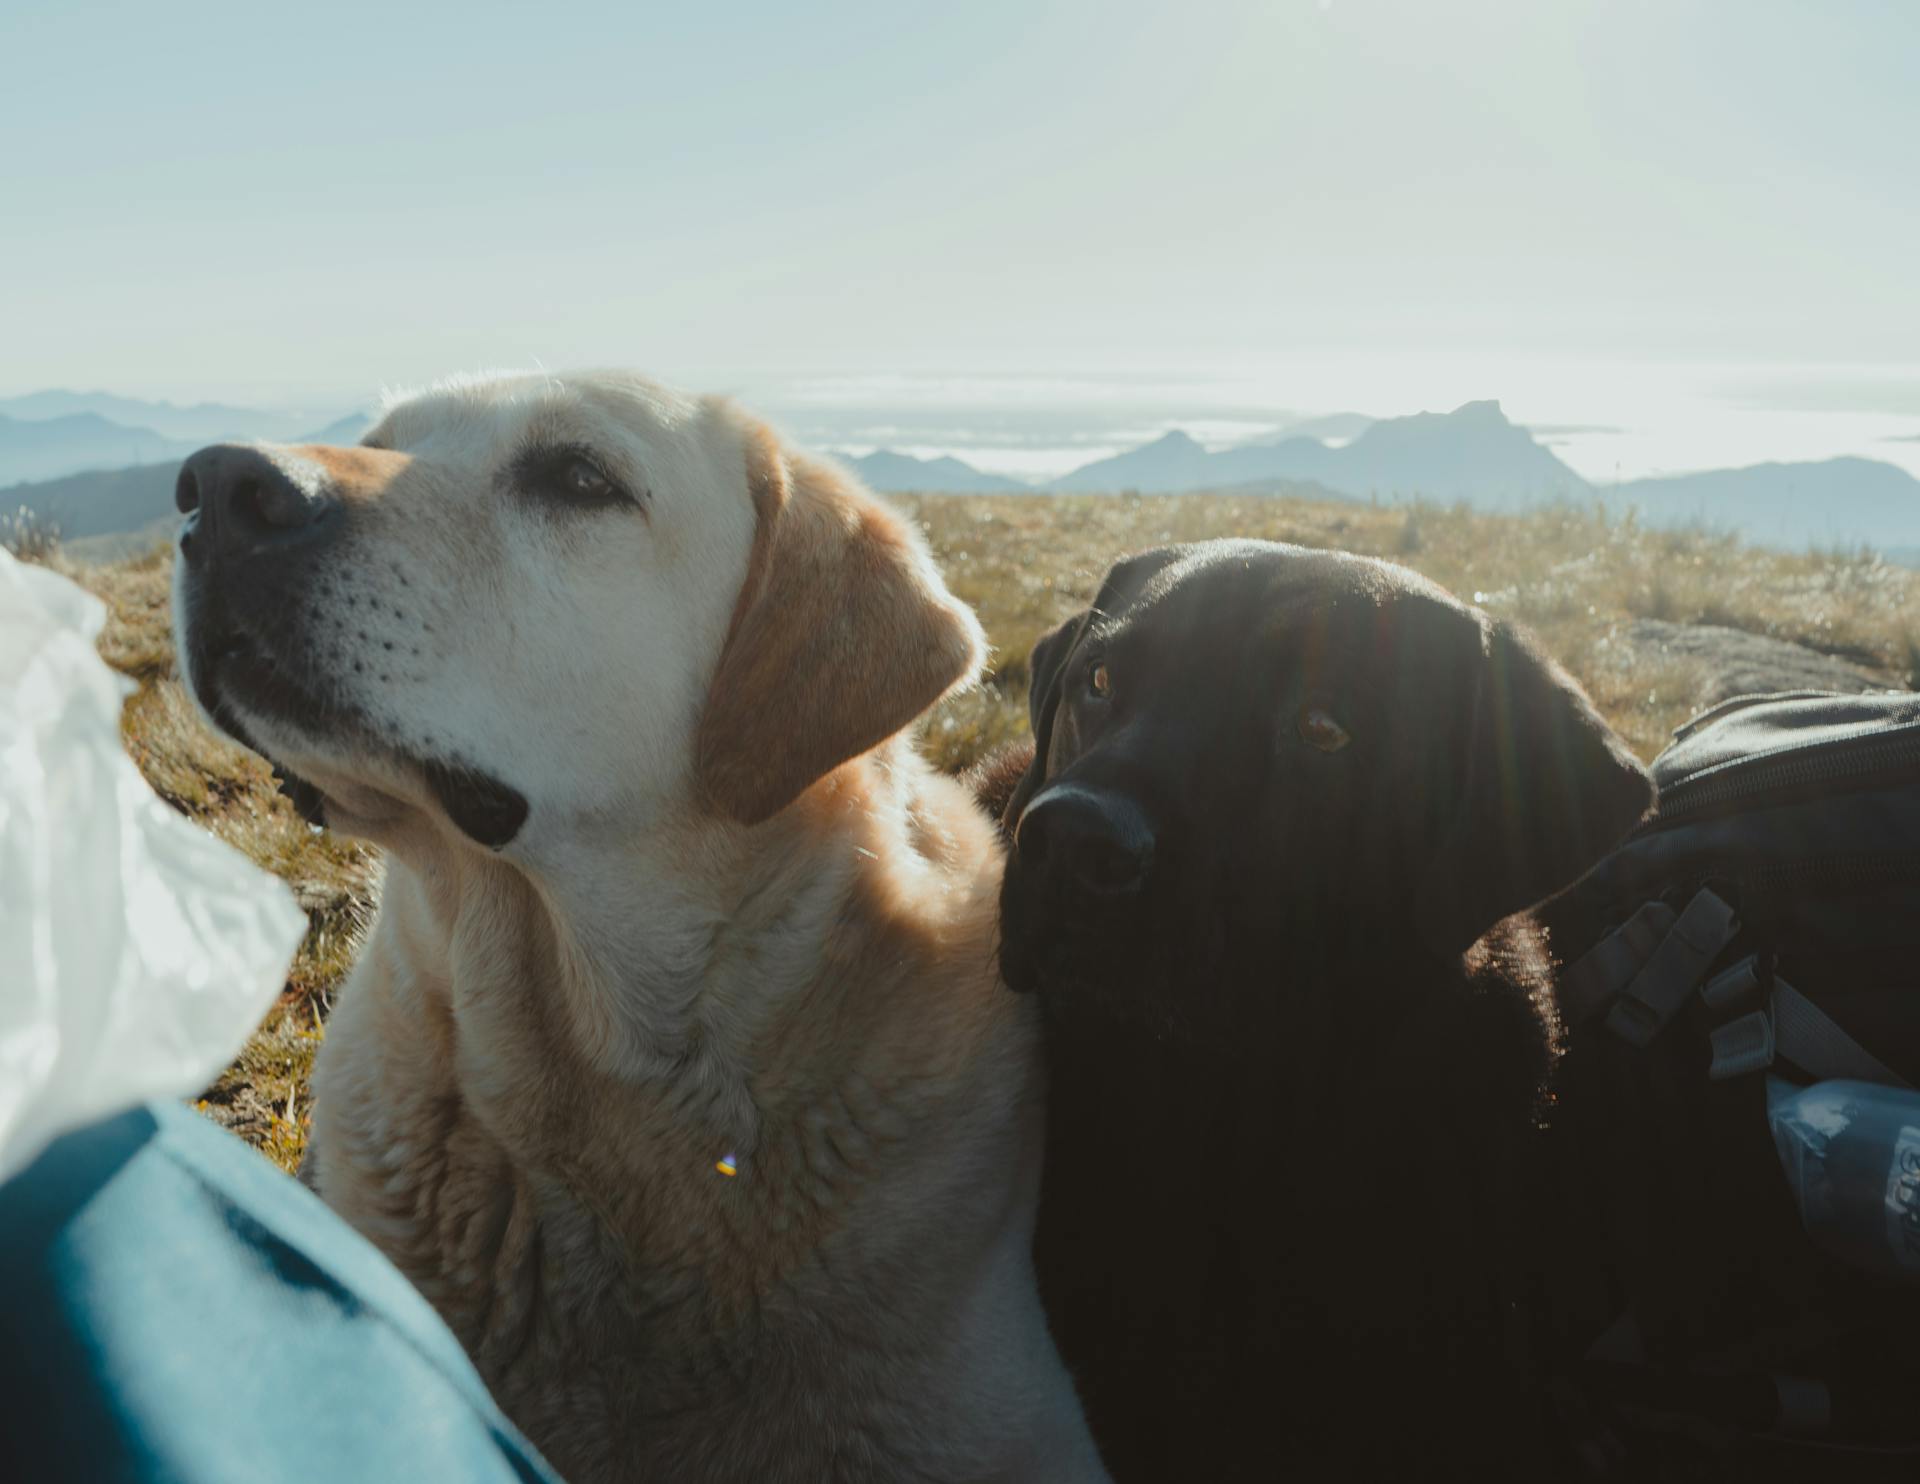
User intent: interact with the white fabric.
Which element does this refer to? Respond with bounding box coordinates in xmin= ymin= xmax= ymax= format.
xmin=0 ymin=550 xmax=305 ymax=1183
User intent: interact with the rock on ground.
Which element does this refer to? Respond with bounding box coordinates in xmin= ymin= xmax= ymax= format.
xmin=1625 ymin=619 xmax=1904 ymax=707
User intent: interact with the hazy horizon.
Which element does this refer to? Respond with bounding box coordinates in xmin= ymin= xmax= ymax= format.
xmin=9 ymin=1 xmax=1920 ymax=489
xmin=9 ymin=356 xmax=1920 ymax=490
xmin=8 ymin=1 xmax=1919 ymax=406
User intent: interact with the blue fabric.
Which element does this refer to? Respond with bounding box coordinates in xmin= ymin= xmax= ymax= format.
xmin=0 ymin=1101 xmax=565 ymax=1484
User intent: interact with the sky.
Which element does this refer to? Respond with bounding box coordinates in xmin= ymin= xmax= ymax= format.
xmin=4 ymin=0 xmax=1918 ymax=416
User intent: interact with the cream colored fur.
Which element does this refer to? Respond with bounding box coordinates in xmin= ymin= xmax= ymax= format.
xmin=176 ymin=371 xmax=1106 ymax=1483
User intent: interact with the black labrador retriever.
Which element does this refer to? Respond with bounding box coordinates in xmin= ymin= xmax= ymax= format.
xmin=981 ymin=539 xmax=1653 ymax=1480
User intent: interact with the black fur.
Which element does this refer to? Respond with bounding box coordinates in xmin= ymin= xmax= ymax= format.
xmin=988 ymin=540 xmax=1654 ymax=1479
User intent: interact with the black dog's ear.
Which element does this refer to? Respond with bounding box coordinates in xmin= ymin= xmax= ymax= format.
xmin=1001 ymin=609 xmax=1087 ymax=830
xmin=1414 ymin=617 xmax=1653 ymax=958
xmin=1001 ymin=545 xmax=1190 ymax=831
xmin=964 ymin=739 xmax=1037 ymax=834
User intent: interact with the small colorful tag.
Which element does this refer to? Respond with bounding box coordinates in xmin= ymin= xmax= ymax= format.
xmin=715 ymin=1151 xmax=739 ymax=1178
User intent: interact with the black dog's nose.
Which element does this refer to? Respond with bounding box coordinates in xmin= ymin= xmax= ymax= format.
xmin=176 ymin=444 xmax=338 ymax=562
xmin=1016 ymin=784 xmax=1155 ymax=898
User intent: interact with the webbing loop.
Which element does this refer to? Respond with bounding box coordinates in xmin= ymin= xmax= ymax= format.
xmin=1605 ymin=889 xmax=1740 ymax=1049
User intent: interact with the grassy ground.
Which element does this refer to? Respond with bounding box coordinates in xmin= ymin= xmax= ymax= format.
xmin=22 ymin=493 xmax=1920 ymax=1172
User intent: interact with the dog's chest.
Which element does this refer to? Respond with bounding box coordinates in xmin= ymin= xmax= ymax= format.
xmin=468 ymin=1169 xmax=1028 ymax=1484
xmin=342 ymin=1074 xmax=1020 ymax=1484
xmin=308 ymin=845 xmax=1054 ymax=1483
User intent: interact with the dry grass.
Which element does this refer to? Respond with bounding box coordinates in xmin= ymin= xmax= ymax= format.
xmin=900 ymin=495 xmax=1919 ymax=767
xmin=18 ymin=493 xmax=1919 ymax=1171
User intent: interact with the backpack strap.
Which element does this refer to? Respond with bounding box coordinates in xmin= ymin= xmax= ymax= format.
xmin=1559 ymin=900 xmax=1679 ymax=1025
xmin=1771 ymin=978 xmax=1913 ymax=1089
xmin=1561 ymin=888 xmax=1914 ymax=1087
xmin=1603 ymin=889 xmax=1740 ymax=1049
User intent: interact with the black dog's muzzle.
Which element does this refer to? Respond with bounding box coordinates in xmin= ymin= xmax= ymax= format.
xmin=1015 ymin=782 xmax=1156 ymax=902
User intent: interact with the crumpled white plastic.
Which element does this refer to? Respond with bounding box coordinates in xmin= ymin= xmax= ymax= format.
xmin=0 ymin=549 xmax=306 ymax=1184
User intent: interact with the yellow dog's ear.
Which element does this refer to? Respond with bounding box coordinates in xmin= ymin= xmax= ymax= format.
xmin=696 ymin=422 xmax=985 ymax=825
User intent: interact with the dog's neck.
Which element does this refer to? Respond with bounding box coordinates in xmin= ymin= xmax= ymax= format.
xmin=369 ymin=737 xmax=996 ymax=1163
xmin=320 ymin=735 xmax=1038 ymax=1424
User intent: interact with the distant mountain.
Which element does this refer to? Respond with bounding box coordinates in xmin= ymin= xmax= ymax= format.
xmin=1042 ymin=415 xmax=1376 ymax=493
xmin=299 ymin=411 xmax=373 ymax=444
xmin=0 ymin=390 xmax=374 ymax=482
xmin=1606 ymin=458 xmax=1920 ymax=551
xmin=0 ymin=390 xmax=315 ymax=444
xmin=5 ymin=459 xmax=182 ymax=545
xmin=1053 ymin=401 xmax=1588 ymax=504
xmin=15 ymin=387 xmax=1919 ymax=560
xmin=0 ymin=412 xmax=193 ymax=485
xmin=1326 ymin=401 xmax=1590 ymax=505
xmin=843 ymin=449 xmax=1029 ymax=493
xmin=1247 ymin=412 xmax=1376 ymax=445
xmin=1051 ymin=430 xmax=1216 ymax=493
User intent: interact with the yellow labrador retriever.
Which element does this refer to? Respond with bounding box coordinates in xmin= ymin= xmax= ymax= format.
xmin=169 ymin=371 xmax=1107 ymax=1484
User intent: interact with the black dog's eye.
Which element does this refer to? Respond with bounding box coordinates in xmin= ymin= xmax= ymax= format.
xmin=513 ymin=445 xmax=638 ymax=510
xmin=1087 ymin=660 xmax=1113 ymax=699
xmin=1298 ymin=706 xmax=1351 ymax=753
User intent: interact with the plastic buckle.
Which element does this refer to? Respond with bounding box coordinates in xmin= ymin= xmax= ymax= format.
xmin=1701 ymin=954 xmax=1761 ymax=1009
xmin=1708 ymin=1008 xmax=1776 ymax=1080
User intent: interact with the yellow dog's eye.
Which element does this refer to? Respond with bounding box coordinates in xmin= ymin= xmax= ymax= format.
xmin=1298 ymin=706 xmax=1351 ymax=753
xmin=514 ymin=444 xmax=636 ymax=510
xmin=565 ymin=457 xmax=614 ymax=501
xmin=1088 ymin=661 xmax=1112 ymax=699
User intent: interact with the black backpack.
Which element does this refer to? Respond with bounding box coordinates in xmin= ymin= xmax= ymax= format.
xmin=1540 ymin=689 xmax=1920 ymax=1477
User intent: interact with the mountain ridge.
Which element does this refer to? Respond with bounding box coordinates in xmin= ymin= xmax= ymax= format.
xmin=0 ymin=393 xmax=368 ymax=483
xmin=7 ymin=389 xmax=1918 ymax=560
xmin=0 ymin=411 xmax=194 ymax=486
xmin=839 ymin=448 xmax=1029 ymax=493
xmin=1607 ymin=456 xmax=1920 ymax=551
xmin=1050 ymin=399 xmax=1589 ymax=503
xmin=0 ymin=390 xmax=317 ymax=443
